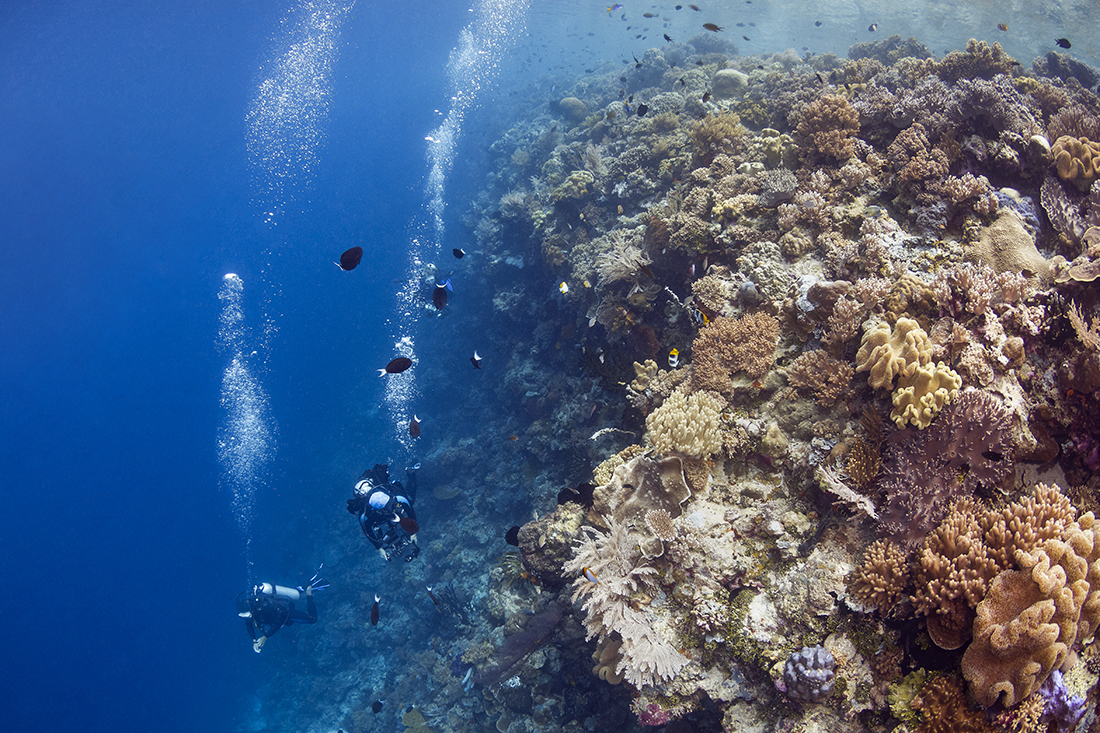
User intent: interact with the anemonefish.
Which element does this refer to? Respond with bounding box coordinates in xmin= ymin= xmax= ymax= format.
xmin=582 ymin=567 xmax=600 ymax=584
xmin=370 ymin=595 xmax=380 ymax=626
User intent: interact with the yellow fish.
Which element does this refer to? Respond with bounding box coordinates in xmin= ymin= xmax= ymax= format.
xmin=668 ymin=348 xmax=679 ymax=368
xmin=559 ymin=281 xmax=570 ymax=294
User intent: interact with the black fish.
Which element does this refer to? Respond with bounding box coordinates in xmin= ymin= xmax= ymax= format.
xmin=702 ymin=91 xmax=711 ymax=102
xmin=703 ymin=22 xmax=722 ymax=31
xmin=370 ymin=595 xmax=380 ymax=626
xmin=379 ymin=357 xmax=412 ymax=376
xmin=338 ymin=246 xmax=363 ymax=271
xmin=664 ymin=33 xmax=673 ymax=42
xmin=409 ymin=415 xmax=421 ymax=438
xmin=679 ymin=77 xmax=685 ymax=85
xmin=432 ymin=284 xmax=448 ymax=310
xmin=815 ymin=20 xmax=822 ymax=26
xmin=372 ymin=701 xmax=384 ymax=714
xmin=742 ymin=35 xmax=750 ymax=40
xmin=868 ymin=23 xmax=878 ymax=31
xmin=636 ymin=103 xmax=648 ymax=116
xmin=393 ymin=513 xmax=419 ymax=535
xmin=470 ymin=350 xmax=482 ymax=369
xmin=452 ymin=248 xmax=465 ymax=258
xmin=505 ymin=525 xmax=521 ymax=546
xmin=676 ymin=4 xmax=682 ymax=8
xmin=695 ymin=60 xmax=704 ymax=66
xmin=619 ymin=75 xmax=628 ymax=83
xmin=1056 ymin=38 xmax=1071 ymax=48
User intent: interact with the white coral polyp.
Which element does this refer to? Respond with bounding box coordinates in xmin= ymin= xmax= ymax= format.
xmin=645 ymin=389 xmax=724 ymax=457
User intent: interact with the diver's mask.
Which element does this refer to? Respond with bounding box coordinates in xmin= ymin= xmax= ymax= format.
xmin=235 ymin=592 xmax=253 ymax=618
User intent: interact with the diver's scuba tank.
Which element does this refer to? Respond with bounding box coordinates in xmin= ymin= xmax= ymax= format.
xmin=256 ymin=582 xmax=301 ymax=602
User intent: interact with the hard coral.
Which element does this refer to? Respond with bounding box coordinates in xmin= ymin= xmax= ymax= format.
xmin=691 ymin=312 xmax=780 ymax=394
xmin=786 ymin=349 xmax=854 ymax=406
xmin=590 ymin=453 xmax=691 ymax=558
xmin=933 ymin=39 xmax=1018 ymax=83
xmin=783 ymin=645 xmax=836 ymax=702
xmin=796 ymin=94 xmax=860 ymax=162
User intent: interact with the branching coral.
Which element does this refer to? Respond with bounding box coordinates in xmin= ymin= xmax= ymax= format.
xmin=564 ymin=517 xmax=690 ymax=688
xmin=691 ymin=312 xmax=780 ymax=393
xmin=795 ymin=94 xmax=860 ymax=162
xmin=786 ymin=349 xmax=854 ymax=406
xmin=852 ymin=538 xmax=910 ymax=613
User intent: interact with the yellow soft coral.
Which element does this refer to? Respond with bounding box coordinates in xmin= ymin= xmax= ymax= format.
xmin=855 ymin=317 xmax=933 ymax=390
xmin=891 ymin=361 xmax=962 ymax=429
xmin=1052 ymin=135 xmax=1100 ymax=190
xmin=645 ymin=387 xmax=725 ymax=457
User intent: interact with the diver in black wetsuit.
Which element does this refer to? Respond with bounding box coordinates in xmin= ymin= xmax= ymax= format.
xmin=346 ymin=463 xmax=420 ymax=562
xmin=236 ymin=569 xmax=327 ymax=653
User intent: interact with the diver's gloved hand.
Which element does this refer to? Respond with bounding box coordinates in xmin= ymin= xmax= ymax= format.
xmin=253 ymin=636 xmax=267 ymax=653
xmin=379 ymin=547 xmax=392 ymax=562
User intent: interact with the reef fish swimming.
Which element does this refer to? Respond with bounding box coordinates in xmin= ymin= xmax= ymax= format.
xmin=409 ymin=415 xmax=421 ymax=438
xmin=370 ymin=595 xmax=380 ymax=626
xmin=452 ymin=248 xmax=465 ymax=259
xmin=379 ymin=357 xmax=412 ymax=376
xmin=432 ymin=277 xmax=452 ymax=310
xmin=372 ymin=701 xmax=383 ymax=714
xmin=470 ymin=350 xmax=482 ymax=369
xmin=337 ymin=246 xmax=363 ymax=271
xmin=582 ymin=567 xmax=600 ymax=584
xmin=393 ymin=513 xmax=419 ymax=535
xmin=703 ymin=22 xmax=722 ymax=31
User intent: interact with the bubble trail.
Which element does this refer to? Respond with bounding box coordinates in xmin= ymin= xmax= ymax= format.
xmin=217 ymin=274 xmax=276 ymax=580
xmin=385 ymin=0 xmax=530 ymax=447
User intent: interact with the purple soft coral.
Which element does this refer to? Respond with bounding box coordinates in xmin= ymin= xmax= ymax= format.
xmin=1038 ymin=670 xmax=1086 ymax=733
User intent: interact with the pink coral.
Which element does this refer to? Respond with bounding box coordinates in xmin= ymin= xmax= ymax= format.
xmin=638 ymin=702 xmax=671 ymax=726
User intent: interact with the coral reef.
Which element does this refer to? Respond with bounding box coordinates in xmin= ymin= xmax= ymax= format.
xmin=783 ymin=645 xmax=836 ymax=702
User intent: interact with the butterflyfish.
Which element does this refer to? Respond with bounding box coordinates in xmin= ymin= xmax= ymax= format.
xmin=668 ymin=348 xmax=679 ymax=368
xmin=582 ymin=567 xmax=600 ymax=584
xmin=470 ymin=350 xmax=482 ymax=369
xmin=370 ymin=595 xmax=380 ymax=626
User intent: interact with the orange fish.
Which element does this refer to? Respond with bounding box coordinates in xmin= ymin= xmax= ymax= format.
xmin=509 ymin=435 xmax=518 ymax=441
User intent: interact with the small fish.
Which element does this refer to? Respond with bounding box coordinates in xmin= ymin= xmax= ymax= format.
xmin=742 ymin=35 xmax=750 ymax=40
xmin=868 ymin=23 xmax=878 ymax=31
xmin=509 ymin=435 xmax=518 ymax=441
xmin=470 ymin=350 xmax=482 ymax=369
xmin=703 ymin=22 xmax=722 ymax=31
xmin=676 ymin=4 xmax=682 ymax=8
xmin=1056 ymin=38 xmax=1071 ymax=48
xmin=816 ymin=72 xmax=825 ymax=84
xmin=606 ymin=3 xmax=622 ymax=12
xmin=393 ymin=513 xmax=419 ymax=535
xmin=664 ymin=33 xmax=673 ymax=42
xmin=379 ymin=357 xmax=412 ymax=376
xmin=452 ymin=248 xmax=465 ymax=258
xmin=636 ymin=103 xmax=648 ymax=116
xmin=338 ymin=246 xmax=363 ymax=271
xmin=370 ymin=595 xmax=380 ymax=626
xmin=695 ymin=60 xmax=704 ymax=66
xmin=702 ymin=91 xmax=711 ymax=102
xmin=582 ymin=567 xmax=600 ymax=584
xmin=619 ymin=75 xmax=628 ymax=83
xmin=643 ymin=12 xmax=656 ymax=17
xmin=607 ymin=110 xmax=616 ymax=120
xmin=432 ymin=284 xmax=448 ymax=310
xmin=678 ymin=76 xmax=685 ymax=85
xmin=618 ymin=88 xmax=625 ymax=98
xmin=628 ymin=94 xmax=634 ymax=102
xmin=815 ymin=20 xmax=822 ymax=26
xmin=689 ymin=3 xmax=700 ymax=10
xmin=668 ymin=348 xmax=679 ymax=368
xmin=372 ymin=701 xmax=384 ymax=714
xmin=505 ymin=525 xmax=521 ymax=546
xmin=409 ymin=415 xmax=421 ymax=438
xmin=426 ymin=585 xmax=442 ymax=612
xmin=617 ymin=204 xmax=624 ymax=214
xmin=559 ymin=281 xmax=570 ymax=294
xmin=997 ymin=23 xmax=1008 ymax=31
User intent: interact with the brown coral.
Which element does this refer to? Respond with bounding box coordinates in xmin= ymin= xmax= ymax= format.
xmin=1052 ymin=135 xmax=1100 ymax=190
xmin=691 ymin=312 xmax=780 ymax=394
xmin=644 ymin=509 xmax=676 ymax=542
xmin=933 ymin=39 xmax=1018 ymax=83
xmin=851 ymin=538 xmax=910 ymax=613
xmin=912 ymin=676 xmax=993 ymax=733
xmin=845 ymin=437 xmax=881 ymax=487
xmin=912 ymin=498 xmax=1003 ymax=650
xmin=796 ymin=94 xmax=860 ymax=162
xmin=786 ymin=349 xmax=853 ymax=406
xmin=689 ymin=111 xmax=746 ymax=161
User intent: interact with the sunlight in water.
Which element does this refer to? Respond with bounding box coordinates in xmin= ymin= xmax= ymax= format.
xmin=216 ymin=274 xmax=276 ymax=580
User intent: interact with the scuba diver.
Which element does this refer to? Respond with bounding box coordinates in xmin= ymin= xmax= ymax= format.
xmin=236 ymin=567 xmax=328 ymax=653
xmin=346 ymin=463 xmax=420 ymax=562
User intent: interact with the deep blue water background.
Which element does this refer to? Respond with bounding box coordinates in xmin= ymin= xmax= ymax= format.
xmin=0 ymin=2 xmax=469 ymax=730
